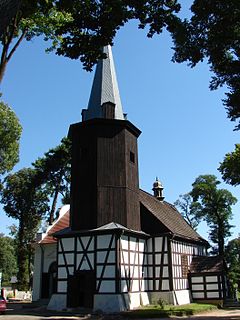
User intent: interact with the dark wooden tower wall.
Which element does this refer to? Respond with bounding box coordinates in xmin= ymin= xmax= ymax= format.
xmin=69 ymin=118 xmax=141 ymax=231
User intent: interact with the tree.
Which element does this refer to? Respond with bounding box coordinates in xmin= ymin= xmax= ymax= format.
xmin=0 ymin=0 xmax=73 ymax=82
xmin=54 ymin=0 xmax=182 ymax=70
xmin=0 ymin=0 xmax=182 ymax=82
xmin=225 ymin=237 xmax=240 ymax=294
xmin=172 ymin=0 xmax=240 ymax=129
xmin=219 ymin=144 xmax=240 ymax=186
xmin=0 ymin=100 xmax=22 ymax=183
xmin=0 ymin=234 xmax=17 ymax=286
xmin=0 ymin=168 xmax=49 ymax=290
xmin=190 ymin=175 xmax=237 ymax=256
xmin=33 ymin=137 xmax=71 ymax=225
xmin=174 ymin=193 xmax=201 ymax=230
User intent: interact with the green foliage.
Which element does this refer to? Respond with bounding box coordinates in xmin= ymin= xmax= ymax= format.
xmin=226 ymin=237 xmax=240 ymax=293
xmin=122 ymin=303 xmax=217 ymax=318
xmin=33 ymin=137 xmax=71 ymax=224
xmin=219 ymin=144 xmax=240 ymax=186
xmin=190 ymin=175 xmax=237 ymax=256
xmin=174 ymin=193 xmax=201 ymax=230
xmin=0 ymin=0 xmax=183 ymax=81
xmin=0 ymin=0 xmax=72 ymax=82
xmin=54 ymin=0 xmax=182 ymax=70
xmin=172 ymin=0 xmax=240 ymax=129
xmin=0 ymin=167 xmax=49 ymax=290
xmin=0 ymin=101 xmax=22 ymax=179
xmin=0 ymin=235 xmax=17 ymax=286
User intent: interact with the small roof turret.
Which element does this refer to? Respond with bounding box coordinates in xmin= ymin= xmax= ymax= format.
xmin=152 ymin=177 xmax=165 ymax=201
xmin=82 ymin=45 xmax=124 ymax=121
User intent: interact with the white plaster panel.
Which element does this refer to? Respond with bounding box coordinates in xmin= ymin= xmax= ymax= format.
xmin=192 ymin=292 xmax=204 ymax=298
xmin=148 ymin=280 xmax=153 ymax=290
xmin=147 ymin=239 xmax=153 ymax=252
xmin=130 ymin=266 xmax=134 ymax=277
xmin=155 ymin=237 xmax=162 ymax=251
xmin=148 ymin=254 xmax=153 ymax=265
xmin=206 ymin=276 xmax=218 ymax=282
xmin=79 ymin=236 xmax=94 ymax=251
xmin=121 ymin=280 xmax=128 ymax=292
xmin=62 ymin=238 xmax=74 ymax=251
xmin=97 ymin=251 xmax=107 ymax=263
xmin=101 ymin=265 xmax=115 ymax=278
xmin=58 ymin=267 xmax=67 ymax=279
xmin=191 ymin=276 xmax=203 ymax=283
xmin=164 ymin=254 xmax=168 ymax=265
xmin=98 ymin=235 xmax=114 ymax=249
xmin=121 ymin=236 xmax=128 ymax=250
xmin=207 ymin=292 xmax=219 ymax=298
xmin=144 ymin=279 xmax=148 ymax=291
xmin=140 ymin=278 xmax=145 ymax=291
xmin=65 ymin=253 xmax=74 ymax=265
xmin=58 ymin=241 xmax=62 ymax=253
xmin=139 ymin=253 xmax=144 ymax=265
xmin=155 ymin=253 xmax=161 ymax=265
xmin=130 ymin=237 xmax=137 ymax=251
xmin=130 ymin=252 xmax=137 ymax=264
xmin=163 ymin=266 xmax=169 ymax=278
xmin=106 ymin=251 xmax=115 ymax=263
xmin=207 ymin=284 xmax=218 ymax=290
xmin=133 ymin=266 xmax=139 ymax=278
xmin=148 ymin=267 xmax=153 ymax=278
xmin=99 ymin=280 xmax=115 ymax=293
xmin=121 ymin=264 xmax=129 ymax=276
xmin=131 ymin=280 xmax=139 ymax=292
xmin=68 ymin=267 xmax=74 ymax=275
xmin=162 ymin=280 xmax=169 ymax=290
xmin=121 ymin=251 xmax=128 ymax=264
xmin=58 ymin=254 xmax=65 ymax=265
xmin=139 ymin=240 xmax=145 ymax=252
xmin=192 ymin=284 xmax=204 ymax=291
xmin=164 ymin=239 xmax=168 ymax=251
xmin=155 ymin=266 xmax=160 ymax=278
xmin=57 ymin=281 xmax=67 ymax=293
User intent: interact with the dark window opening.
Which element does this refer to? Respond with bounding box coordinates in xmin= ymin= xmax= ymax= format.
xmin=130 ymin=151 xmax=135 ymax=163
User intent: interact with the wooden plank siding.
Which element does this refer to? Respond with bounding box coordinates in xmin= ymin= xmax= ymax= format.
xmin=69 ymin=119 xmax=141 ymax=232
xmin=171 ymin=240 xmax=206 ymax=291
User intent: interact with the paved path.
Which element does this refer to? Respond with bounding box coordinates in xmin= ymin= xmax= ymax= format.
xmin=1 ymin=303 xmax=240 ymax=320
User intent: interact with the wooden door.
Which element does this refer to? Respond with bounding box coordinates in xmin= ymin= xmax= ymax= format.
xmin=67 ymin=271 xmax=95 ymax=308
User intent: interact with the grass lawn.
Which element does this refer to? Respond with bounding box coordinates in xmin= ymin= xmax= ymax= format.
xmin=121 ymin=303 xmax=218 ymax=318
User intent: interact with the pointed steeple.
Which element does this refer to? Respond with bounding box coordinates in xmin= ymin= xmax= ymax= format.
xmin=82 ymin=45 xmax=124 ymax=121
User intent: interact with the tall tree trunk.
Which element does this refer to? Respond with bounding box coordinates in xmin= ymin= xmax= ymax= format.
xmin=17 ymin=218 xmax=28 ymax=290
xmin=49 ymin=187 xmax=59 ymax=225
xmin=0 ymin=57 xmax=7 ymax=83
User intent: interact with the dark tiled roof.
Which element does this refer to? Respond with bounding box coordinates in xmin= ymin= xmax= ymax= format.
xmin=40 ymin=210 xmax=70 ymax=244
xmin=190 ymin=256 xmax=224 ymax=273
xmin=139 ymin=189 xmax=206 ymax=243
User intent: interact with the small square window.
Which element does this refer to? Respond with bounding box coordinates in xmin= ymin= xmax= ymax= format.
xmin=130 ymin=151 xmax=135 ymax=163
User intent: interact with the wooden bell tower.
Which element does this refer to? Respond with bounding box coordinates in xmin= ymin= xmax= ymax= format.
xmin=69 ymin=46 xmax=141 ymax=231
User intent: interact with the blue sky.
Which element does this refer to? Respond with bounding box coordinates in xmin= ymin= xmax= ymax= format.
xmin=0 ymin=2 xmax=239 ymax=243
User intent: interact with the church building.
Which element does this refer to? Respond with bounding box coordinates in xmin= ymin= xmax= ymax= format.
xmin=32 ymin=46 xmax=227 ymax=312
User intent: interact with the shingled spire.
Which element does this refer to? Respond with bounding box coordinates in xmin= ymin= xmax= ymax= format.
xmin=82 ymin=45 xmax=124 ymax=121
